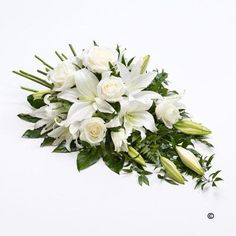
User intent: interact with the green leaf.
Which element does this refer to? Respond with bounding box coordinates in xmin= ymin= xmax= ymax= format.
xmin=41 ymin=136 xmax=55 ymax=147
xmin=127 ymin=57 xmax=135 ymax=66
xmin=52 ymin=141 xmax=78 ymax=153
xmin=206 ymin=155 xmax=214 ymax=167
xmin=214 ymin=177 xmax=223 ymax=182
xmin=209 ymin=170 xmax=221 ymax=179
xmin=212 ymin=182 xmax=217 ymax=187
xmin=123 ymin=168 xmax=133 ymax=173
xmin=103 ymin=153 xmax=125 ymax=174
xmin=27 ymin=94 xmax=45 ymax=109
xmin=18 ymin=113 xmax=40 ymax=123
xmin=22 ymin=129 xmax=42 ymax=138
xmin=138 ymin=175 xmax=149 ymax=186
xmin=194 ymin=179 xmax=203 ymax=189
xmin=77 ymin=148 xmax=101 ymax=171
xmin=138 ymin=176 xmax=143 ymax=186
xmin=201 ymin=182 xmax=207 ymax=190
xmin=53 ymin=145 xmax=69 ymax=153
xmin=165 ymin=178 xmax=178 ymax=185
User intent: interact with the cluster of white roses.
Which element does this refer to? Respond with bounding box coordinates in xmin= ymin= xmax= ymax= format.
xmin=33 ymin=46 xmax=184 ymax=152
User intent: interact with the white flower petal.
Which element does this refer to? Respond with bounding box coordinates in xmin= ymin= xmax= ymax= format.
xmin=106 ymin=116 xmax=121 ymax=128
xmin=111 ymin=128 xmax=128 ymax=152
xmin=135 ymin=126 xmax=146 ymax=140
xmin=129 ymin=111 xmax=157 ymax=132
xmin=67 ymin=101 xmax=96 ymax=124
xmin=132 ymin=90 xmax=161 ymax=107
xmin=127 ymin=71 xmax=157 ymax=95
xmin=57 ymin=88 xmax=79 ymax=103
xmin=34 ymin=119 xmax=47 ymax=129
xmin=65 ymin=134 xmax=74 ymax=151
xmin=117 ymin=62 xmax=130 ymax=83
xmin=123 ymin=100 xmax=151 ymax=113
xmin=48 ymin=126 xmax=65 ymax=138
xmin=95 ymin=97 xmax=115 ymax=114
xmin=74 ymin=68 xmax=99 ymax=101
xmin=69 ymin=121 xmax=80 ymax=137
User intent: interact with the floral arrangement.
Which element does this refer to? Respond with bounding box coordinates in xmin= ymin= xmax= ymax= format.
xmin=14 ymin=42 xmax=222 ymax=189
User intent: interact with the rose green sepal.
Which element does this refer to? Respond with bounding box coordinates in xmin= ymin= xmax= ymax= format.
xmin=160 ymin=156 xmax=185 ymax=184
xmin=140 ymin=55 xmax=150 ymax=74
xmin=128 ymin=147 xmax=146 ymax=166
xmin=176 ymin=146 xmax=205 ymax=176
xmin=174 ymin=120 xmax=211 ymax=136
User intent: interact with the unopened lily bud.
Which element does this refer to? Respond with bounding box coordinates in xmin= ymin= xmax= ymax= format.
xmin=128 ymin=147 xmax=146 ymax=166
xmin=176 ymin=146 xmax=205 ymax=176
xmin=160 ymin=156 xmax=185 ymax=184
xmin=174 ymin=120 xmax=211 ymax=136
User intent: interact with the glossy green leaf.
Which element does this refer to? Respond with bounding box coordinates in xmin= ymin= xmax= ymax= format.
xmin=22 ymin=129 xmax=42 ymax=138
xmin=27 ymin=94 xmax=45 ymax=109
xmin=77 ymin=148 xmax=101 ymax=171
xmin=18 ymin=113 xmax=40 ymax=123
xmin=103 ymin=153 xmax=125 ymax=174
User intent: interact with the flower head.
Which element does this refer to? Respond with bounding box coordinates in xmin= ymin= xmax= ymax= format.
xmin=79 ymin=117 xmax=107 ymax=145
xmin=82 ymin=46 xmax=118 ymax=73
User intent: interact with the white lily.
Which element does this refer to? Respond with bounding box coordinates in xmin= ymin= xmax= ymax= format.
xmin=31 ymin=95 xmax=65 ymax=134
xmin=58 ymin=68 xmax=115 ymax=126
xmin=111 ymin=128 xmax=128 ymax=152
xmin=117 ymin=58 xmax=161 ymax=106
xmin=119 ymin=99 xmax=157 ymax=139
xmin=47 ymin=119 xmax=80 ymax=151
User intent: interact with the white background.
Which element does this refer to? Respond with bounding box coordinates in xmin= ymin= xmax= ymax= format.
xmin=1 ymin=0 xmax=236 ymax=235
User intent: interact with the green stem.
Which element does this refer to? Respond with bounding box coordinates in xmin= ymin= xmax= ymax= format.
xmin=13 ymin=71 xmax=52 ymax=89
xmin=73 ymin=63 xmax=81 ymax=69
xmin=61 ymin=53 xmax=68 ymax=60
xmin=20 ymin=86 xmax=38 ymax=93
xmin=37 ymin=69 xmax=48 ymax=76
xmin=34 ymin=55 xmax=54 ymax=70
xmin=19 ymin=70 xmax=53 ymax=88
xmin=55 ymin=51 xmax=64 ymax=61
xmin=69 ymin=44 xmax=77 ymax=56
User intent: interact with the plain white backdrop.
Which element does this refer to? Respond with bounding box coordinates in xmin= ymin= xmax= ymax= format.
xmin=1 ymin=0 xmax=236 ymax=235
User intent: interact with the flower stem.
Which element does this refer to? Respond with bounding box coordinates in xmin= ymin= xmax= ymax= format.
xmin=34 ymin=55 xmax=54 ymax=70
xmin=61 ymin=53 xmax=68 ymax=60
xmin=69 ymin=44 xmax=77 ymax=56
xmin=37 ymin=69 xmax=47 ymax=76
xmin=12 ymin=71 xmax=52 ymax=89
xmin=20 ymin=86 xmax=38 ymax=93
xmin=55 ymin=51 xmax=64 ymax=61
xmin=19 ymin=70 xmax=53 ymax=88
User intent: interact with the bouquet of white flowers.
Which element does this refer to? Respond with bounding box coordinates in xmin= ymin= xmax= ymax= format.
xmin=14 ymin=42 xmax=222 ymax=189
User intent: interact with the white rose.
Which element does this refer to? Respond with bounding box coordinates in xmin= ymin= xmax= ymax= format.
xmin=48 ymin=60 xmax=77 ymax=91
xmin=83 ymin=46 xmax=118 ymax=73
xmin=79 ymin=117 xmax=106 ymax=145
xmin=97 ymin=76 xmax=125 ymax=102
xmin=155 ymin=100 xmax=181 ymax=128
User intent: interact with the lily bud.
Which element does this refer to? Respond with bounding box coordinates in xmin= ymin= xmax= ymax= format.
xmin=176 ymin=146 xmax=205 ymax=176
xmin=174 ymin=120 xmax=211 ymax=136
xmin=128 ymin=147 xmax=146 ymax=166
xmin=160 ymin=156 xmax=185 ymax=184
